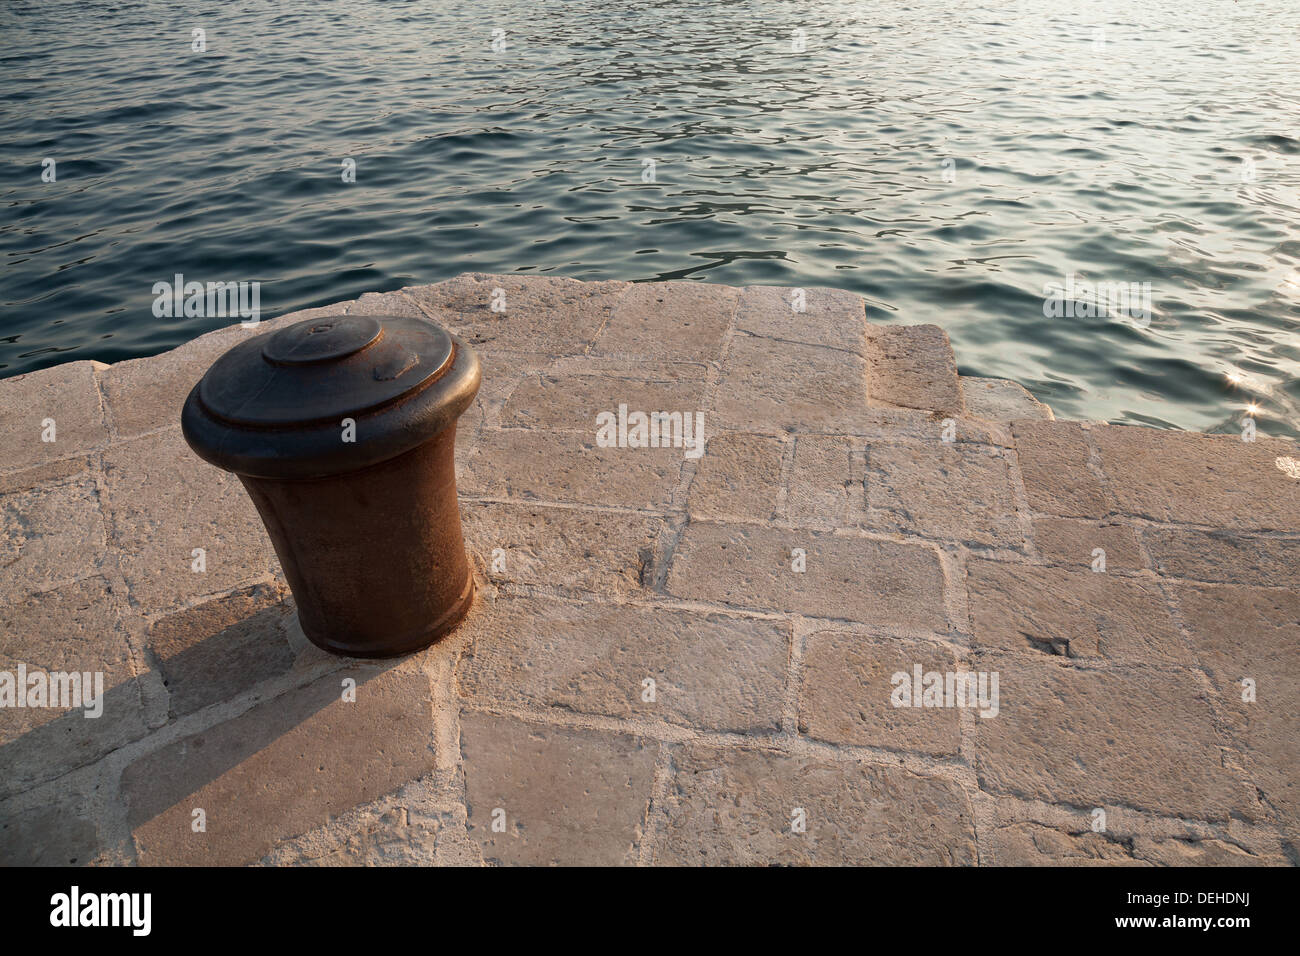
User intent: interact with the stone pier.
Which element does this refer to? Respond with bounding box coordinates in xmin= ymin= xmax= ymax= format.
xmin=0 ymin=273 xmax=1296 ymax=866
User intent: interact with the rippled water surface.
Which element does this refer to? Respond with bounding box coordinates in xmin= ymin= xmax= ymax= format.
xmin=3 ymin=0 xmax=1299 ymax=435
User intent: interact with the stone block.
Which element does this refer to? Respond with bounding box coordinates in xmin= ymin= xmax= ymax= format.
xmin=711 ymin=335 xmax=869 ymax=434
xmin=592 ymin=280 xmax=737 ymax=362
xmin=1032 ymin=517 xmax=1144 ymax=571
xmin=967 ymin=559 xmax=1185 ymax=665
xmin=1093 ymin=425 xmax=1300 ymax=531
xmin=0 ymin=471 xmax=104 ymax=603
xmin=145 ymin=582 xmax=296 ymax=718
xmin=865 ymin=441 xmax=1024 ymax=548
xmin=459 ymin=429 xmax=685 ymax=511
xmin=686 ymin=433 xmax=784 ymax=522
xmin=734 ymin=285 xmax=867 ymax=354
xmin=0 ymin=577 xmax=147 ymax=800
xmin=0 ymin=362 xmax=110 ymax=474
xmin=100 ymin=428 xmax=283 ymax=614
xmin=799 ymin=630 xmax=962 ymax=755
xmin=666 ymin=522 xmax=947 ymax=631
xmin=460 ymin=711 xmax=657 ymax=866
xmin=403 ymin=273 xmax=630 ymax=354
xmin=1012 ymin=421 xmax=1110 ymax=518
xmin=122 ymin=663 xmax=434 ymax=866
xmin=969 ymin=651 xmax=1255 ymax=821
xmin=460 ymin=500 xmax=663 ymax=597
xmin=960 ymin=376 xmax=1053 ymax=422
xmin=654 ymin=744 xmax=976 ymax=865
xmin=865 ymin=324 xmax=964 ymax=415
xmin=458 ymin=597 xmax=788 ymax=733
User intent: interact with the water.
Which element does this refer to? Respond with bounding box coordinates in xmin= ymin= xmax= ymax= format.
xmin=3 ymin=0 xmax=1299 ymax=436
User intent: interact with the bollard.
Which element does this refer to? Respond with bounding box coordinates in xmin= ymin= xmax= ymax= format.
xmin=181 ymin=314 xmax=481 ymax=657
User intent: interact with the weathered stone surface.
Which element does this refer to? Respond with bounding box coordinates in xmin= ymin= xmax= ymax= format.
xmin=1144 ymin=527 xmax=1300 ymax=587
xmin=1131 ymin=835 xmax=1285 ymax=866
xmin=1176 ymin=583 xmax=1300 ymax=692
xmin=712 ymin=335 xmax=870 ymax=434
xmin=981 ymin=824 xmax=1145 ymax=866
xmin=146 ymin=582 xmax=296 ymax=718
xmin=468 ymin=349 xmax=557 ymax=424
xmin=1092 ymin=425 xmax=1300 ymax=531
xmin=799 ymin=630 xmax=961 ymax=755
xmin=459 ymin=428 xmax=686 ymax=511
xmin=455 ymin=349 xmax=557 ymax=471
xmin=500 ymin=364 xmax=709 ymax=431
xmin=460 ymin=711 xmax=658 ymax=866
xmin=734 ymin=285 xmax=867 ymax=354
xmin=460 ymin=500 xmax=663 ymax=597
xmin=849 ymin=407 xmax=1010 ymax=446
xmin=2 ymin=273 xmax=1293 ymax=868
xmin=458 ymin=597 xmax=788 ymax=733
xmin=0 ymin=577 xmax=147 ymax=800
xmin=0 ymin=794 xmax=103 ymax=866
xmin=865 ymin=325 xmax=964 ymax=415
xmin=1012 ymin=421 xmax=1110 ymax=518
xmin=0 ymin=471 xmax=104 ymax=602
xmin=1175 ymin=583 xmax=1299 ymax=831
xmin=404 ymin=273 xmax=630 ymax=354
xmin=865 ymin=441 xmax=1025 ymax=549
xmin=270 ymin=809 xmax=479 ymax=866
xmin=0 ymin=361 xmax=110 ymax=474
xmin=686 ymin=433 xmax=784 ymax=521
xmin=123 ymin=663 xmax=434 ymax=866
xmin=99 ymin=428 xmax=284 ymax=613
xmin=346 ymin=290 xmax=424 ymax=317
xmin=654 ymin=744 xmax=976 ymax=865
xmin=786 ymin=435 xmax=865 ymax=527
xmin=0 ymin=456 xmax=91 ymax=495
xmin=1033 ymin=517 xmax=1144 ymax=571
xmin=592 ymin=280 xmax=737 ymax=361
xmin=667 ymin=522 xmax=947 ymax=631
xmin=967 ymin=560 xmax=1184 ymax=664
xmin=969 ymin=652 xmax=1255 ymax=821
xmin=100 ymin=336 xmax=244 ymax=441
xmin=961 ymin=376 xmax=1053 ymax=422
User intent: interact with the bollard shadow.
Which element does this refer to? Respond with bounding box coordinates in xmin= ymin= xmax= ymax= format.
xmin=0 ymin=593 xmax=402 ymax=864
xmin=121 ymin=649 xmax=402 ymax=836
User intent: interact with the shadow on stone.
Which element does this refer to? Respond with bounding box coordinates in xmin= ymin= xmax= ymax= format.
xmin=120 ymin=658 xmax=433 ymax=866
xmin=146 ymin=582 xmax=296 ymax=718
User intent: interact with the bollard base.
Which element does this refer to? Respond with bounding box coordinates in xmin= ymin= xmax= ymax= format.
xmin=300 ymin=571 xmax=476 ymax=659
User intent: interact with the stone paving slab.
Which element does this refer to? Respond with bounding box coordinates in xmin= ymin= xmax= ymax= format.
xmin=1 ymin=272 xmax=1296 ymax=867
xmin=666 ymin=521 xmax=949 ymax=632
xmin=969 ymin=651 xmax=1260 ymax=823
xmin=865 ymin=324 xmax=966 ymax=416
xmin=652 ymin=743 xmax=977 ymax=865
xmin=457 ymin=596 xmax=789 ymax=734
xmin=460 ymin=710 xmax=658 ymax=866
xmin=592 ymin=281 xmax=736 ymax=362
xmin=798 ymin=629 xmax=962 ymax=756
xmin=122 ymin=662 xmax=433 ymax=866
xmin=864 ymin=441 xmax=1025 ymax=550
xmin=967 ymin=559 xmax=1188 ymax=665
xmin=0 ymin=361 xmax=111 ymax=475
xmin=0 ymin=576 xmax=148 ymax=802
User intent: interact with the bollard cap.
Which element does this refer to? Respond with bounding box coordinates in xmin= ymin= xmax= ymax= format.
xmin=181 ymin=314 xmax=480 ymax=479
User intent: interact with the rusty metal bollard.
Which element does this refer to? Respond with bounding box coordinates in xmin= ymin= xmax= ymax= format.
xmin=181 ymin=314 xmax=481 ymax=657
